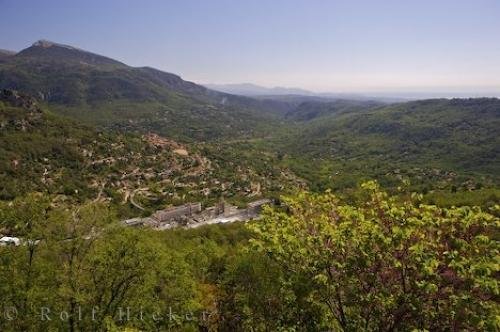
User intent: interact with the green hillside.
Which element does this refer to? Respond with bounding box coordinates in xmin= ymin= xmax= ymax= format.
xmin=0 ymin=90 xmax=301 ymax=217
xmin=274 ymin=98 xmax=499 ymax=198
xmin=0 ymin=41 xmax=289 ymax=141
xmin=285 ymin=99 xmax=384 ymax=121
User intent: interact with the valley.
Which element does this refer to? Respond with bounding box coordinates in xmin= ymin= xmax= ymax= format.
xmin=0 ymin=40 xmax=498 ymax=331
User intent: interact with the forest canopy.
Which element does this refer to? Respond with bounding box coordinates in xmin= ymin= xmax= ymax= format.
xmin=1 ymin=183 xmax=498 ymax=331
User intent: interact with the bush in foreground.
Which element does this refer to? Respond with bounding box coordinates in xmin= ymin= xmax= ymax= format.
xmin=246 ymin=182 xmax=499 ymax=331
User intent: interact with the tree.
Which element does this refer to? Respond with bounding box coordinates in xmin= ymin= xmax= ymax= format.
xmin=249 ymin=181 xmax=499 ymax=331
xmin=0 ymin=198 xmax=200 ymax=331
xmin=0 ymin=194 xmax=53 ymax=331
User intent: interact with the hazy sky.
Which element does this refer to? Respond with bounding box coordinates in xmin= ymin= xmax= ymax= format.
xmin=1 ymin=0 xmax=499 ymax=93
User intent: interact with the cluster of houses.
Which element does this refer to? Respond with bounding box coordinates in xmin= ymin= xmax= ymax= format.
xmin=122 ymin=198 xmax=272 ymax=230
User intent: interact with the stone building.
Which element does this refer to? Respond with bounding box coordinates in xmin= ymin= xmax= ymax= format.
xmin=122 ymin=198 xmax=272 ymax=229
xmin=152 ymin=202 xmax=202 ymax=223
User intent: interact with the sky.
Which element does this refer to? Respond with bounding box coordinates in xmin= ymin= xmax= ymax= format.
xmin=1 ymin=0 xmax=499 ymax=94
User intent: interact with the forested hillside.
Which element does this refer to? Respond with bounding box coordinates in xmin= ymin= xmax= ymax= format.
xmin=0 ymin=89 xmax=301 ymax=217
xmin=273 ymin=98 xmax=500 ymax=203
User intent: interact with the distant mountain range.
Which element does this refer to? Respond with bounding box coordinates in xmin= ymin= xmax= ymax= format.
xmin=282 ymin=98 xmax=500 ymax=178
xmin=204 ymin=83 xmax=314 ymax=96
xmin=205 ymin=82 xmax=500 ymax=101
xmin=205 ymin=82 xmax=416 ymax=102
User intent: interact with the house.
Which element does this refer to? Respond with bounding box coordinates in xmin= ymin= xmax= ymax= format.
xmin=152 ymin=203 xmax=202 ymax=223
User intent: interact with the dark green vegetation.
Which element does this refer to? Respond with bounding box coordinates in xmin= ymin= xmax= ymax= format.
xmin=0 ymin=41 xmax=499 ymax=331
xmin=277 ymin=98 xmax=500 ymax=196
xmin=284 ymin=98 xmax=383 ymax=121
xmin=286 ymin=98 xmax=499 ymax=172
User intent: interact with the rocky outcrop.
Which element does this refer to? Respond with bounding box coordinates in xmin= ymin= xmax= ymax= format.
xmin=0 ymin=89 xmax=42 ymax=113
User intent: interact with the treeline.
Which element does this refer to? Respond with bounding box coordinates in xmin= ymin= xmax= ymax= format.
xmin=0 ymin=183 xmax=498 ymax=331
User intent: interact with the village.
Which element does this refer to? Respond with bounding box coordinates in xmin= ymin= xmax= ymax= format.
xmin=121 ymin=198 xmax=272 ymax=230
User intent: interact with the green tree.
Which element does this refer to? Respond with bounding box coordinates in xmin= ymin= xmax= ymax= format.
xmin=0 ymin=198 xmax=200 ymax=331
xmin=249 ymin=181 xmax=500 ymax=331
xmin=0 ymin=194 xmax=54 ymax=331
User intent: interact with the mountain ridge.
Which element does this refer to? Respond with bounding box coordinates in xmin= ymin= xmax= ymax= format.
xmin=16 ymin=39 xmax=126 ymax=67
xmin=0 ymin=40 xmax=297 ymax=140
